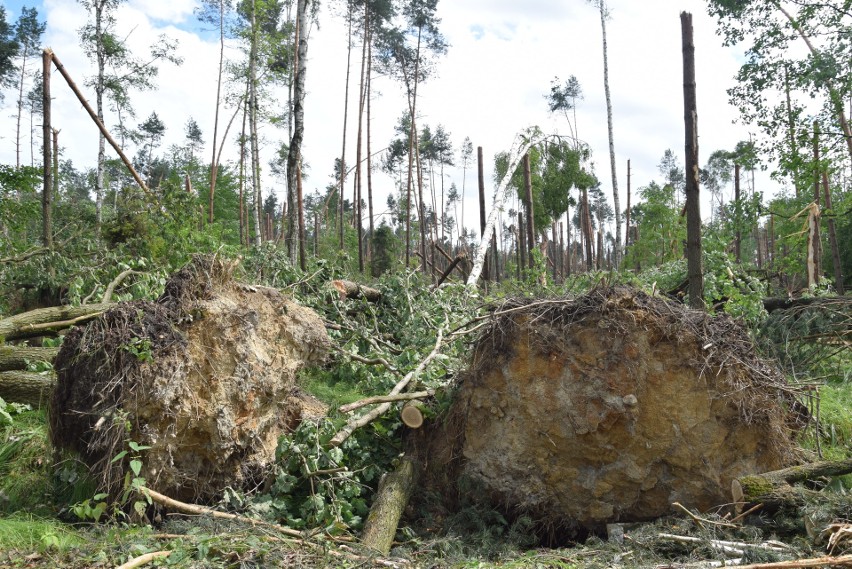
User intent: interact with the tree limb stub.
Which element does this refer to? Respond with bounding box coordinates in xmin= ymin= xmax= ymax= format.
xmin=328 ymin=325 xmax=445 ymax=448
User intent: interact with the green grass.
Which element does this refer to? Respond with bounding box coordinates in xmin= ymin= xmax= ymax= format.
xmin=0 ymin=409 xmax=56 ymax=515
xmin=797 ymin=379 xmax=852 ymax=461
xmin=0 ymin=514 xmax=85 ymax=553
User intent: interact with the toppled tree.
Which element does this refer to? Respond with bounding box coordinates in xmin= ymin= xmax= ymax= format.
xmin=415 ymin=285 xmax=801 ymax=536
xmin=50 ymin=255 xmax=330 ymax=502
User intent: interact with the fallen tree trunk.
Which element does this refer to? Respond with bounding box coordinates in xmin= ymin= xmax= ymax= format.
xmin=0 ymin=303 xmax=112 ymax=342
xmin=732 ymin=458 xmax=852 ymax=511
xmin=361 ymin=455 xmax=418 ymax=555
xmin=330 ymin=280 xmax=382 ymax=302
xmin=0 ymin=346 xmax=60 ymax=371
xmin=0 ymin=370 xmax=55 ymax=406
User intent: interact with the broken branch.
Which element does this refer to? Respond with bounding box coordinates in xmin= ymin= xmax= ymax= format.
xmin=338 ymin=390 xmax=434 ymax=414
xmin=328 ymin=325 xmax=445 ymax=448
xmin=141 ymin=487 xmax=303 ymax=538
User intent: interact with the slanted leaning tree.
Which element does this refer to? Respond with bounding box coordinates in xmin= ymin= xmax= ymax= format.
xmin=78 ymin=0 xmax=181 ymax=228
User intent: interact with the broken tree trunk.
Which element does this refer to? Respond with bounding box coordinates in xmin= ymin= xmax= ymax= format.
xmin=360 ymin=455 xmax=418 ymax=555
xmin=0 ymin=346 xmax=60 ymax=371
xmin=732 ymin=458 xmax=852 ymax=511
xmin=0 ymin=303 xmax=112 ymax=342
xmin=330 ymin=280 xmax=382 ymax=302
xmin=0 ymin=370 xmax=55 ymax=406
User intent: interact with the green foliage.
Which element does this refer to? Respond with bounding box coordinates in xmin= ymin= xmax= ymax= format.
xmin=624 ymin=181 xmax=684 ymax=269
xmin=0 ymin=409 xmax=54 ymax=515
xmin=256 ymin=418 xmax=394 ymax=531
xmin=0 ymin=514 xmax=84 ymax=553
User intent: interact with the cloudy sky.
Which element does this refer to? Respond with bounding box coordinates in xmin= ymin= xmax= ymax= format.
xmin=0 ymin=0 xmax=774 ymax=239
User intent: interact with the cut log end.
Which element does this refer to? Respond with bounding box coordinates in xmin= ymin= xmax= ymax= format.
xmin=400 ymin=402 xmax=424 ymax=429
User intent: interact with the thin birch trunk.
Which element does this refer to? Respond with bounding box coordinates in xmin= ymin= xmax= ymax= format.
xmin=208 ymin=0 xmax=226 ymax=224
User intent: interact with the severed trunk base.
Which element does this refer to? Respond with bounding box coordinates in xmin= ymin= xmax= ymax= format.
xmin=360 ymin=455 xmax=418 ymax=555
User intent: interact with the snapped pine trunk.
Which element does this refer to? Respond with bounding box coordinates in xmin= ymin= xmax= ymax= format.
xmin=360 ymin=455 xmax=418 ymax=554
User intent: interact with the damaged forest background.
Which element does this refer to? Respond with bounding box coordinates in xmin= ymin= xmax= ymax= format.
xmin=1 ymin=0 xmax=852 ymax=567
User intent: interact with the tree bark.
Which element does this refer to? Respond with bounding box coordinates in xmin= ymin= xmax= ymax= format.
xmin=51 ymin=52 xmax=150 ymax=198
xmin=286 ymin=0 xmax=308 ymax=262
xmin=810 ymin=121 xmax=822 ymax=285
xmin=477 ymin=146 xmax=490 ymax=281
xmin=681 ymin=12 xmax=704 ymax=309
xmin=598 ymin=0 xmax=622 ymax=267
xmin=0 ymin=371 xmax=55 ymax=407
xmin=338 ymin=4 xmax=353 ymax=251
xmin=0 ymin=303 xmax=111 ymax=342
xmin=732 ymin=458 xmax=852 ymax=511
xmin=248 ymin=0 xmax=263 ymax=246
xmin=466 ymin=134 xmax=538 ymax=286
xmin=0 ymin=346 xmax=60 ymax=371
xmin=330 ymin=280 xmax=381 ymax=302
xmin=207 ymin=0 xmax=227 ymax=225
xmin=42 ymin=49 xmax=53 ymax=250
xmin=523 ymin=153 xmax=535 ymax=270
xmin=735 ymin=164 xmax=742 ymax=263
xmin=360 ymin=455 xmax=418 ymax=555
xmin=822 ymin=172 xmax=844 ymax=294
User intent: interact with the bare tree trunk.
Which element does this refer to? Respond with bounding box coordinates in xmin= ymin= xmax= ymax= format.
xmin=208 ymin=0 xmax=226 ymax=224
xmin=366 ymin=30 xmax=375 ymax=267
xmin=42 ymin=50 xmax=53 ymax=249
xmin=466 ymin=135 xmax=538 ymax=286
xmin=338 ymin=5 xmax=354 ymax=251
xmin=477 ymin=146 xmax=489 ymax=281
xmin=354 ymin=4 xmax=368 ymax=273
xmin=523 ymin=153 xmax=535 ymax=269
xmin=416 ymin=129 xmax=428 ymax=278
xmin=404 ymin=28 xmax=423 ymax=271
xmin=286 ymin=0 xmax=309 ymax=262
xmin=582 ymin=188 xmax=594 ymax=270
xmin=94 ymin=1 xmax=106 ymax=231
xmin=249 ymin=0 xmax=262 ymax=246
xmin=518 ymin=213 xmax=526 ymax=276
xmin=735 ymin=164 xmax=742 ymax=263
xmin=16 ymin=41 xmax=33 ymax=169
xmin=822 ymin=172 xmax=844 ymax=294
xmin=810 ymin=121 xmax=822 ymax=283
xmin=681 ymin=11 xmax=704 ymax=309
xmin=597 ymin=0 xmax=622 ymax=267
xmin=238 ymin=90 xmax=248 ymax=247
xmin=625 ymin=159 xmax=631 ymax=247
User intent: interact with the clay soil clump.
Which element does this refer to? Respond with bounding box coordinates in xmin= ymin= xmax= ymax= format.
xmin=50 ymin=255 xmax=329 ymax=502
xmin=427 ymin=285 xmax=799 ymax=533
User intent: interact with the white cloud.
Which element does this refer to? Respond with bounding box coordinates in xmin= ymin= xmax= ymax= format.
xmin=0 ymin=0 xmax=780 ymax=239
